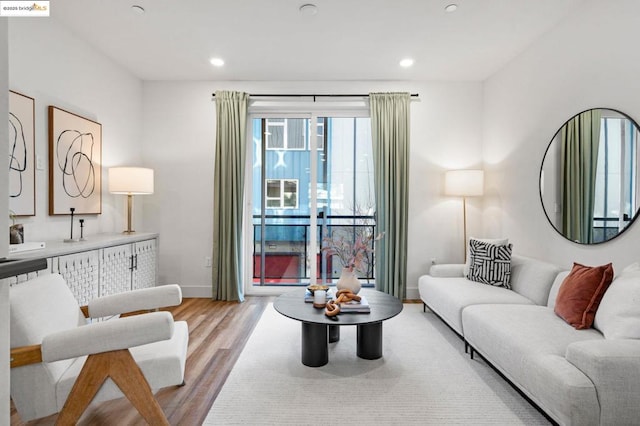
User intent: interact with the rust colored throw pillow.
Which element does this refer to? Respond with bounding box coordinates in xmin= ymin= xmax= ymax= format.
xmin=554 ymin=262 xmax=614 ymax=329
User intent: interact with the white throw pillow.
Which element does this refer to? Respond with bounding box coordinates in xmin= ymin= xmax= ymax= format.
xmin=464 ymin=237 xmax=509 ymax=277
xmin=593 ymin=262 xmax=640 ymax=339
xmin=547 ymin=270 xmax=571 ymax=309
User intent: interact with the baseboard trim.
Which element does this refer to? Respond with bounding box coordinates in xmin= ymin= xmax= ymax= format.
xmin=405 ymin=286 xmax=419 ymax=300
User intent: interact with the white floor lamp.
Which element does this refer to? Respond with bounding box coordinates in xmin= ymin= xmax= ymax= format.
xmin=445 ymin=169 xmax=484 ymax=262
xmin=108 ymin=167 xmax=154 ymax=234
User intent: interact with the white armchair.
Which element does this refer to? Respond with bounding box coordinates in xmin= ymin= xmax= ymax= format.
xmin=10 ymin=273 xmax=189 ymax=424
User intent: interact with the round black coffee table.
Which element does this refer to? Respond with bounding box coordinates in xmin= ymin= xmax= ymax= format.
xmin=273 ymin=288 xmax=403 ymax=367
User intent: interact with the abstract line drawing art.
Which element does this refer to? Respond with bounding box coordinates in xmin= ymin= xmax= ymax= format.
xmin=49 ymin=106 xmax=102 ymax=215
xmin=9 ymin=91 xmax=36 ymax=216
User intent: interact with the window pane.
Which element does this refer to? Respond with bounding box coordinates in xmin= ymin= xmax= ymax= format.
xmin=287 ymin=119 xmax=306 ymax=149
xmin=317 ymin=117 xmax=325 ymax=150
xmin=266 ymin=180 xmax=281 ymax=198
xmin=266 ymin=119 xmax=284 ymax=149
xmin=355 ymin=118 xmax=374 ymax=214
xmin=252 ymin=120 xmax=263 ymax=216
xmin=605 ymin=119 xmax=621 ymax=219
xmin=327 ymin=118 xmax=354 ymax=214
xmin=266 ymin=199 xmax=280 ymax=208
xmin=623 ymin=121 xmax=637 ymax=217
xmin=283 ymin=194 xmax=296 ymax=208
xmin=283 ymin=180 xmax=297 ymax=193
xmin=283 ymin=180 xmax=298 ymax=208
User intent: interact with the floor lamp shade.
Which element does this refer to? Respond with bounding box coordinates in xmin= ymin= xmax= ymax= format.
xmin=108 ymin=167 xmax=154 ymax=234
xmin=445 ymin=169 xmax=484 ymax=262
xmin=444 ymin=170 xmax=484 ymax=197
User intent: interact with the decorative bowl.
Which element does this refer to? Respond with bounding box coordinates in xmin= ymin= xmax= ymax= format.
xmin=306 ymin=284 xmax=329 ymax=294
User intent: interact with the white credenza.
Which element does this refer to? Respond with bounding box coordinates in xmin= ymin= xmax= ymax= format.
xmin=8 ymin=233 xmax=158 ymax=305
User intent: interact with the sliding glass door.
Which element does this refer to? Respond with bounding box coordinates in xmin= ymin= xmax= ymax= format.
xmin=250 ymin=114 xmax=376 ymax=288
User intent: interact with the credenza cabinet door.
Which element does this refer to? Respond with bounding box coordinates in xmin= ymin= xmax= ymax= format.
xmin=53 ymin=251 xmax=100 ymax=306
xmin=100 ymin=239 xmax=158 ymax=295
xmin=132 ymin=239 xmax=157 ymax=290
xmin=100 ymin=243 xmax=133 ymax=297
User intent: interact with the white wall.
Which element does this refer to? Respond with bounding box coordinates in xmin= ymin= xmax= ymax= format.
xmin=142 ymin=81 xmax=484 ymax=298
xmin=483 ymin=0 xmax=640 ymax=271
xmin=8 ymin=17 xmax=144 ymax=241
xmin=1 ymin=17 xmax=10 ymax=426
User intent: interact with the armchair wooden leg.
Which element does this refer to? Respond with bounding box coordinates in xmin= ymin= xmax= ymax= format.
xmin=108 ymin=350 xmax=169 ymax=425
xmin=56 ymin=351 xmax=111 ymax=425
xmin=56 ymin=349 xmax=169 ymax=426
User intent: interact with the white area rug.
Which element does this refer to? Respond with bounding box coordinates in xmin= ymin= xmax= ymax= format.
xmin=204 ymin=303 xmax=549 ymax=425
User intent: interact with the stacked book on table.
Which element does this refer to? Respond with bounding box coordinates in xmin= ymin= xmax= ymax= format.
xmin=338 ymin=295 xmax=370 ymax=313
xmin=304 ymin=290 xmax=370 ymax=313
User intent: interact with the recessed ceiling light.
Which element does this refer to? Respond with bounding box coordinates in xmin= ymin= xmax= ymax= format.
xmin=210 ymin=58 xmax=225 ymax=67
xmin=131 ymin=5 xmax=145 ymax=14
xmin=299 ymin=4 xmax=318 ymax=16
xmin=445 ymin=4 xmax=458 ymax=13
xmin=399 ymin=58 xmax=414 ymax=68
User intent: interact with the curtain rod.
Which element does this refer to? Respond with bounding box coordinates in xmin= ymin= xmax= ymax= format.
xmin=211 ymin=93 xmax=419 ymax=101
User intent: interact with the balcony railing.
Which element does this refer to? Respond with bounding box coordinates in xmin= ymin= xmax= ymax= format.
xmin=252 ymin=214 xmax=377 ymax=286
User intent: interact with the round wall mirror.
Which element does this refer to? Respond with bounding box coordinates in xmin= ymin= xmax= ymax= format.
xmin=540 ymin=108 xmax=640 ymax=244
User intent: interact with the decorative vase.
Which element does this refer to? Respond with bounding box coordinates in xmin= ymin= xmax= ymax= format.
xmin=9 ymin=224 xmax=24 ymax=244
xmin=336 ymin=267 xmax=361 ymax=294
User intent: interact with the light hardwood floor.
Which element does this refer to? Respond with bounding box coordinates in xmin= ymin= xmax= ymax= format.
xmin=11 ymin=296 xmax=273 ymax=425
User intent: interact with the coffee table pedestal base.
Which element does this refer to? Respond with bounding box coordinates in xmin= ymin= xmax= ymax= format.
xmin=357 ymin=322 xmax=383 ymax=359
xmin=301 ymin=322 xmax=328 ymax=367
xmin=329 ymin=325 xmax=340 ymax=343
xmin=301 ymin=321 xmax=384 ymax=366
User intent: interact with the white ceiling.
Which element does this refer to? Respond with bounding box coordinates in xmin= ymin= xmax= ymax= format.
xmin=51 ymin=0 xmax=584 ymax=82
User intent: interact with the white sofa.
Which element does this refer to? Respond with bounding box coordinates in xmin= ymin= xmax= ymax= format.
xmin=418 ymin=254 xmax=640 ymax=426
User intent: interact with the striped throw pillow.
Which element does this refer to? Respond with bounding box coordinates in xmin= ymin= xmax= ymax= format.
xmin=468 ymin=239 xmax=513 ymax=288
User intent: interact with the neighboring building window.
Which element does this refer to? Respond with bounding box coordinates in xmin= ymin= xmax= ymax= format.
xmin=266 ymin=119 xmax=306 ymax=150
xmin=316 ymin=117 xmax=325 ymax=150
xmin=266 ymin=179 xmax=298 ymax=209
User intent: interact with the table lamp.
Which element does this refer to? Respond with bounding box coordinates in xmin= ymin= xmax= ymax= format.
xmin=108 ymin=167 xmax=154 ymax=234
xmin=445 ymin=169 xmax=484 ymax=261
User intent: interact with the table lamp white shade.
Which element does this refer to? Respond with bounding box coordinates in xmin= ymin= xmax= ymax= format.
xmin=445 ymin=169 xmax=484 ymax=262
xmin=108 ymin=167 xmax=154 ymax=195
xmin=108 ymin=167 xmax=154 ymax=233
xmin=444 ymin=170 xmax=484 ymax=197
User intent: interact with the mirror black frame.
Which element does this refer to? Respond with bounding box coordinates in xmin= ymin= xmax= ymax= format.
xmin=539 ymin=107 xmax=640 ymax=245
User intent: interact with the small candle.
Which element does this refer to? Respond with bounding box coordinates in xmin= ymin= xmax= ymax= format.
xmin=313 ymin=290 xmax=326 ymax=308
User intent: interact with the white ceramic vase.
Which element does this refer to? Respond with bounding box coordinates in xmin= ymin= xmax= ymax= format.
xmin=336 ymin=267 xmax=361 ymax=294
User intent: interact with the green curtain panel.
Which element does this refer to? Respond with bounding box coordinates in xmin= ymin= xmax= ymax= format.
xmin=212 ymin=91 xmax=249 ymax=301
xmin=561 ymin=109 xmax=602 ymax=244
xmin=369 ymin=92 xmax=411 ymax=299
